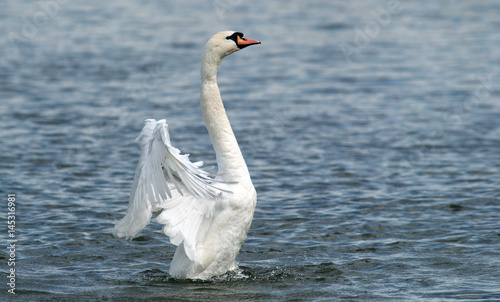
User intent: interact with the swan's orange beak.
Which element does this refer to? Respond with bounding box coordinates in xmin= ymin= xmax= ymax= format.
xmin=237 ymin=35 xmax=261 ymax=49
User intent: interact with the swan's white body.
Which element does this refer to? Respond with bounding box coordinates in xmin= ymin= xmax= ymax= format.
xmin=113 ymin=31 xmax=260 ymax=279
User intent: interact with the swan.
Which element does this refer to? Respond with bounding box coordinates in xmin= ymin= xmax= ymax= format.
xmin=113 ymin=31 xmax=261 ymax=279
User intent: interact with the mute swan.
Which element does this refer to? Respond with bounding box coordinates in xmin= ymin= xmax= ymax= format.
xmin=113 ymin=31 xmax=260 ymax=279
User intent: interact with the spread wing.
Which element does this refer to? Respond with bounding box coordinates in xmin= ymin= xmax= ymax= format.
xmin=113 ymin=119 xmax=230 ymax=260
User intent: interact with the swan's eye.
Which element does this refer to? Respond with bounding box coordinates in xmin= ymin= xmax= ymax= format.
xmin=226 ymin=32 xmax=244 ymax=44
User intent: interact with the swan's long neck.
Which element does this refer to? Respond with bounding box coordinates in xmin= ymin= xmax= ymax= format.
xmin=200 ymin=50 xmax=251 ymax=185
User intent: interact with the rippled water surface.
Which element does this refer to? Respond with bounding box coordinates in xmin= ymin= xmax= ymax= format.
xmin=1 ymin=0 xmax=500 ymax=301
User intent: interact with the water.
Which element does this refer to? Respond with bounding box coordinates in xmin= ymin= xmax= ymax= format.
xmin=1 ymin=0 xmax=500 ymax=300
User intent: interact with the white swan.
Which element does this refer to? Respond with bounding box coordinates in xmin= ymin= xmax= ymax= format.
xmin=113 ymin=31 xmax=260 ymax=279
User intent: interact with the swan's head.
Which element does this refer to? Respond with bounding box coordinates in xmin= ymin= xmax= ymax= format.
xmin=205 ymin=31 xmax=261 ymax=59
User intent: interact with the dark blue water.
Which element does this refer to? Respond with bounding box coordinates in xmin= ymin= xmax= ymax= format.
xmin=1 ymin=0 xmax=500 ymax=300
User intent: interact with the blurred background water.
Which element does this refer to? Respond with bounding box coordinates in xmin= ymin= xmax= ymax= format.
xmin=1 ymin=0 xmax=500 ymax=300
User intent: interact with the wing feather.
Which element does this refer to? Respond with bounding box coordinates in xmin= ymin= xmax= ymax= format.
xmin=114 ymin=119 xmax=228 ymax=261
